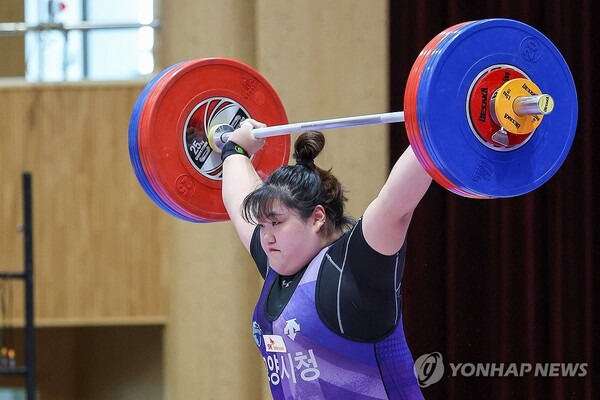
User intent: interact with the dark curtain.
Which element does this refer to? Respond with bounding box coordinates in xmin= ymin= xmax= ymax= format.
xmin=389 ymin=1 xmax=598 ymax=399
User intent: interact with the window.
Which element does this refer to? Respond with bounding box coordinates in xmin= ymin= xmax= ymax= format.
xmin=23 ymin=0 xmax=156 ymax=81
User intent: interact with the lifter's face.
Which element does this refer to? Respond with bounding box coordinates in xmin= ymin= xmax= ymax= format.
xmin=258 ymin=203 xmax=327 ymax=276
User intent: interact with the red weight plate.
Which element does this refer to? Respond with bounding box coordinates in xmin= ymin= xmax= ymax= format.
xmin=404 ymin=22 xmax=480 ymax=198
xmin=467 ymin=66 xmax=529 ymax=148
xmin=138 ymin=58 xmax=290 ymax=221
xmin=137 ymin=62 xmax=209 ymax=221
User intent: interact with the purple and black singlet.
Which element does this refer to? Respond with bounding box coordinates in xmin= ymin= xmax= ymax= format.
xmin=249 ymin=220 xmax=424 ymax=399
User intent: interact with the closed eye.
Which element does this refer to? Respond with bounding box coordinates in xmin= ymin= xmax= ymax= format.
xmin=257 ymin=221 xmax=280 ymax=228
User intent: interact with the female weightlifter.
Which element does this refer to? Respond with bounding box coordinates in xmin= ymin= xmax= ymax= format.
xmin=222 ymin=118 xmax=432 ymax=399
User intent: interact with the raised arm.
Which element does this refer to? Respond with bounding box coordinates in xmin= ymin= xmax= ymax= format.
xmin=362 ymin=145 xmax=432 ymax=255
xmin=221 ymin=120 xmax=266 ymax=252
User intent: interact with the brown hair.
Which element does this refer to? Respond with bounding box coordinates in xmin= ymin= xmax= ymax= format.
xmin=242 ymin=131 xmax=354 ymax=236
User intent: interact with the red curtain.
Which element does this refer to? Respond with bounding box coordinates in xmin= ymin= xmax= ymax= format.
xmin=389 ymin=1 xmax=598 ymax=398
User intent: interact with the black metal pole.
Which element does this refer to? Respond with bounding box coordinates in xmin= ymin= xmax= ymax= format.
xmin=22 ymin=173 xmax=36 ymax=400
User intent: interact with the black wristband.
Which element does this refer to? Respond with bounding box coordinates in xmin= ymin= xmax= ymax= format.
xmin=221 ymin=141 xmax=249 ymax=162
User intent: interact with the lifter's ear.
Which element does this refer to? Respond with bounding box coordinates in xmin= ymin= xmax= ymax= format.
xmin=311 ymin=205 xmax=327 ymax=232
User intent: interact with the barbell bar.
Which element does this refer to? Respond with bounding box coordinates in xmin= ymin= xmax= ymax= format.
xmin=207 ymin=91 xmax=554 ymax=153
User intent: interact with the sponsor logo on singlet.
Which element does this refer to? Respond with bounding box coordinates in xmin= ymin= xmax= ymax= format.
xmin=264 ymin=335 xmax=287 ymax=353
xmin=252 ymin=321 xmax=262 ymax=347
xmin=284 ymin=318 xmax=301 ymax=341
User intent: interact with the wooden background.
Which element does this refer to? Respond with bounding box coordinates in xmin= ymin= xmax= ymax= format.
xmin=159 ymin=1 xmax=389 ymax=398
xmin=0 ymin=0 xmax=24 ymax=77
xmin=0 ymin=1 xmax=389 ymax=399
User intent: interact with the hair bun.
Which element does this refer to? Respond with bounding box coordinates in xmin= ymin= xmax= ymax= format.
xmin=293 ymin=130 xmax=325 ymax=166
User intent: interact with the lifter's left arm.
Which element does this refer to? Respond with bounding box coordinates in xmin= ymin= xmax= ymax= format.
xmin=361 ymin=145 xmax=432 ymax=255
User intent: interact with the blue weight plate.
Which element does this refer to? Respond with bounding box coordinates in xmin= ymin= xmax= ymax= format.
xmin=405 ymin=21 xmax=484 ymax=198
xmin=417 ymin=21 xmax=488 ymax=198
xmin=416 ymin=21 xmax=488 ymax=198
xmin=128 ymin=62 xmax=205 ymax=222
xmin=417 ymin=18 xmax=577 ymax=197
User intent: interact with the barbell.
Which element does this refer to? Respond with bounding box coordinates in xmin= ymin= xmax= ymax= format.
xmin=128 ymin=18 xmax=577 ymax=222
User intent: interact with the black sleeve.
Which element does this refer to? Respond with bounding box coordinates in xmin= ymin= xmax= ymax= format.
xmin=346 ymin=219 xmax=406 ymax=291
xmin=250 ymin=226 xmax=268 ymax=279
xmin=316 ymin=219 xmax=406 ymax=341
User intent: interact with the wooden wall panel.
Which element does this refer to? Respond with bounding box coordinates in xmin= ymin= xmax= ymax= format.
xmin=158 ymin=1 xmax=268 ymax=400
xmin=0 ymin=1 xmax=25 ymax=77
xmin=164 ymin=222 xmax=265 ymax=400
xmin=157 ymin=0 xmax=256 ymax=68
xmin=0 ymin=82 xmax=168 ymax=325
xmin=160 ymin=1 xmax=389 ymax=399
xmin=255 ymin=1 xmax=390 ymax=218
xmin=1 ymin=0 xmax=389 ymax=398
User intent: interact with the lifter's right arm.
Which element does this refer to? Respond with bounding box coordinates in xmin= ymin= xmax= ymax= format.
xmin=221 ymin=120 xmax=266 ymax=252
